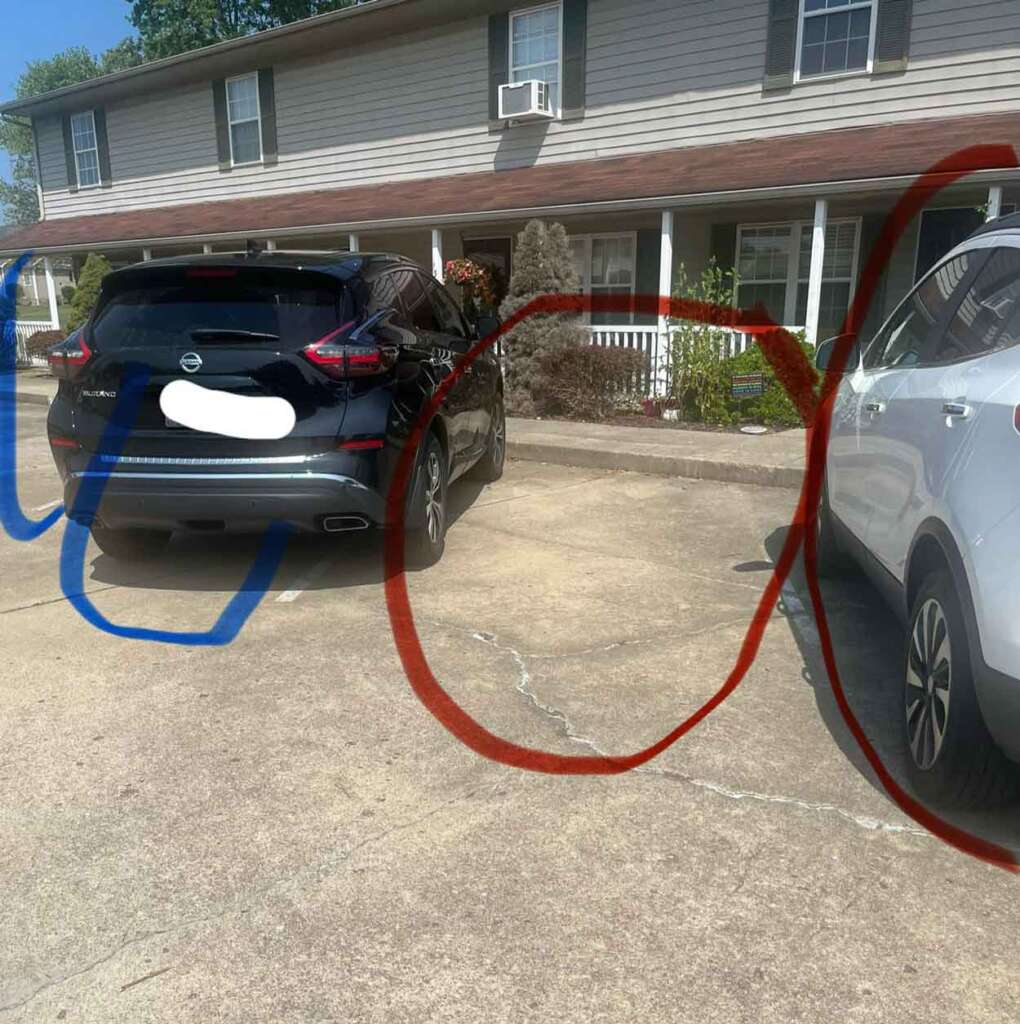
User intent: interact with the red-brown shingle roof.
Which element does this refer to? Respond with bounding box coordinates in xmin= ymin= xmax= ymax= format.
xmin=4 ymin=112 xmax=1018 ymax=254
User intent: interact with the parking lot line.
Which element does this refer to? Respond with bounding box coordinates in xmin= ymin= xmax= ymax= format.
xmin=276 ymin=557 xmax=334 ymax=603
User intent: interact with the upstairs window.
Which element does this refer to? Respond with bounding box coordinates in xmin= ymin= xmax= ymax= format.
xmin=226 ymin=73 xmax=262 ymax=166
xmin=510 ymin=4 xmax=561 ymax=114
xmin=797 ymin=0 xmax=875 ymax=79
xmin=70 ymin=111 xmax=100 ymax=188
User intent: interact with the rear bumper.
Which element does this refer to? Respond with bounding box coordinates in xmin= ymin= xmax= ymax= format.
xmin=64 ymin=456 xmax=388 ymax=534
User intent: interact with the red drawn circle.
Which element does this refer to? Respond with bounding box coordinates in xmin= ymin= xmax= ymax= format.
xmin=384 ymin=144 xmax=1020 ymax=870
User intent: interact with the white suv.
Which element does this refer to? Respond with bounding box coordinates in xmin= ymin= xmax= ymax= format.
xmin=816 ymin=214 xmax=1020 ymax=807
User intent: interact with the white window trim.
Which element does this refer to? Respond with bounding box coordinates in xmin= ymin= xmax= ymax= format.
xmin=793 ymin=0 xmax=878 ymax=85
xmin=735 ymin=218 xmax=862 ymax=327
xmin=509 ymin=2 xmax=564 ymax=117
xmin=226 ymin=72 xmax=263 ymax=167
xmin=570 ymin=231 xmax=638 ymax=324
xmin=70 ymin=110 xmax=101 ymax=191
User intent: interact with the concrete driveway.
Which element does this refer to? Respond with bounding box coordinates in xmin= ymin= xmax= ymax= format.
xmin=3 ymin=402 xmax=1020 ymax=1023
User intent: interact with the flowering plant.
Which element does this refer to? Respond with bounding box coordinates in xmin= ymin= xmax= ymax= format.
xmin=443 ymin=258 xmax=498 ymax=315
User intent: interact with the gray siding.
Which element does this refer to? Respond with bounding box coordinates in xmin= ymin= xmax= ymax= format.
xmin=38 ymin=0 xmax=1020 ymax=221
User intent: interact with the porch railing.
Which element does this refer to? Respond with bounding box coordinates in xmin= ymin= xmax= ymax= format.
xmin=11 ymin=320 xmax=58 ymax=368
xmin=490 ymin=320 xmax=811 ymax=401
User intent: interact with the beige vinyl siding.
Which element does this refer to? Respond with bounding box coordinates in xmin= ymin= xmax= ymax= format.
xmin=39 ymin=0 xmax=1020 ymax=221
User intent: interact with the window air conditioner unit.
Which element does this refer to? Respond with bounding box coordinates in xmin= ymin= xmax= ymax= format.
xmin=498 ymin=80 xmax=555 ymax=122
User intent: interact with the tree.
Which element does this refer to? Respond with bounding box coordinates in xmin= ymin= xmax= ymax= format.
xmin=0 ymin=45 xmax=145 ymax=225
xmin=66 ymin=253 xmax=112 ymax=332
xmin=498 ymin=220 xmax=587 ymax=417
xmin=128 ymin=0 xmax=364 ymax=60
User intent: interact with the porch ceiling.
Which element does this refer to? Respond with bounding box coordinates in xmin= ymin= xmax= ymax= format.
xmin=2 ymin=112 xmax=1018 ymax=256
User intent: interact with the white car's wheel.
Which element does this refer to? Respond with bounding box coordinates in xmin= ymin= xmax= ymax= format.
xmin=903 ymin=570 xmax=1018 ymax=807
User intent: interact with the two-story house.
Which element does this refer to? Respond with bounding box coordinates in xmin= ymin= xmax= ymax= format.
xmin=2 ymin=0 xmax=1018 ymax=388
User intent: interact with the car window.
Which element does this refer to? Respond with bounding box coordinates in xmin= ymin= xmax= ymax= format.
xmin=426 ymin=279 xmax=467 ymax=339
xmin=365 ymin=272 xmax=403 ymax=320
xmin=92 ymin=269 xmax=350 ymax=350
xmin=864 ymin=253 xmax=972 ymax=370
xmin=934 ymin=247 xmax=1020 ymax=363
xmin=393 ymin=270 xmax=438 ymax=332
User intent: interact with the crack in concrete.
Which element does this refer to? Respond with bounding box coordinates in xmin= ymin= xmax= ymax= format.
xmin=0 ymin=788 xmax=482 ymax=1016
xmin=464 ymin=628 xmax=931 ymax=841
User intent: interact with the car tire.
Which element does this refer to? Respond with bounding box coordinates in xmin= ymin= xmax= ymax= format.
xmin=89 ymin=525 xmax=171 ymax=561
xmin=469 ymin=394 xmax=505 ymax=483
xmin=815 ymin=478 xmax=848 ymax=578
xmin=406 ymin=433 xmax=448 ymax=567
xmin=903 ymin=569 xmax=1019 ymax=807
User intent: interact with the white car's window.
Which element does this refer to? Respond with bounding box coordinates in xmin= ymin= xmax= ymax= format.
xmin=864 ymin=253 xmax=972 ymax=369
xmin=935 ymin=247 xmax=1020 ymax=363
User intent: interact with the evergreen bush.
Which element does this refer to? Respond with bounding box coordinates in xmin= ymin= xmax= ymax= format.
xmin=66 ymin=253 xmax=112 ymax=332
xmin=498 ymin=220 xmax=587 ymax=416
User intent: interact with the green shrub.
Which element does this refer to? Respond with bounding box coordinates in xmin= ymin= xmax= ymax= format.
xmin=722 ymin=333 xmax=818 ymax=428
xmin=66 ymin=253 xmax=112 ymax=332
xmin=669 ymin=259 xmax=739 ymax=425
xmin=60 ymin=284 xmax=75 ymax=304
xmin=536 ymin=344 xmax=648 ymax=421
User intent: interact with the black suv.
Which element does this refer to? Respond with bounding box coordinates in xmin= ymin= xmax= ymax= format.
xmin=46 ymin=251 xmax=505 ymax=565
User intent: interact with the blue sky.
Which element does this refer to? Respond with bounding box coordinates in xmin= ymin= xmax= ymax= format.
xmin=1 ymin=2 xmax=133 ymax=183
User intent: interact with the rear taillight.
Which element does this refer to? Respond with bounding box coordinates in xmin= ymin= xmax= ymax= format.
xmin=48 ymin=330 xmax=92 ymax=380
xmin=302 ymin=322 xmax=393 ymax=380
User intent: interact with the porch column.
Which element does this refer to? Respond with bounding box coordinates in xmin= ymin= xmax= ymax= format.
xmin=142 ymin=248 xmax=152 ymax=262
xmin=431 ymin=228 xmax=443 ymax=281
xmin=42 ymin=257 xmax=59 ymax=331
xmin=348 ymin=232 xmax=359 ymax=253
xmin=265 ymin=239 xmax=277 ymax=251
xmin=804 ymin=198 xmax=828 ymax=347
xmin=987 ymin=185 xmax=1004 ymax=222
xmin=656 ymin=209 xmax=674 ymax=397
xmin=202 ymin=243 xmax=213 ymax=254
xmin=29 ymin=261 xmax=40 ymax=305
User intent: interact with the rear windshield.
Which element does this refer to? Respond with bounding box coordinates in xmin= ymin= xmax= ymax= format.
xmin=92 ymin=270 xmax=353 ymax=349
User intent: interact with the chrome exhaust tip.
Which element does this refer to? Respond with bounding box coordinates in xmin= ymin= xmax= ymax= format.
xmin=321 ymin=515 xmax=370 ymax=533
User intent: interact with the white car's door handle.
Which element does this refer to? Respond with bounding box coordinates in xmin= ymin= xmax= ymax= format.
xmin=865 ymin=401 xmax=886 ymax=414
xmin=942 ymin=401 xmax=971 ymax=418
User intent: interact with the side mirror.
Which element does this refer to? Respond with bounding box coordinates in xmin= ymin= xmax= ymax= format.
xmin=815 ymin=334 xmax=860 ymax=374
xmin=474 ymin=314 xmax=500 ymax=339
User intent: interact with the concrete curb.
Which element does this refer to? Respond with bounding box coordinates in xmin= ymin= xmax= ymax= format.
xmin=506 ymin=439 xmax=804 ymax=490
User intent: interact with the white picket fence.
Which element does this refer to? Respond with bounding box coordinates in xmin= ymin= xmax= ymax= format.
xmin=10 ymin=320 xmax=58 ymax=367
xmin=586 ymin=323 xmax=805 ymax=398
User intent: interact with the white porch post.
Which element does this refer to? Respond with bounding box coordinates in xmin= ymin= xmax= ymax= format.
xmin=804 ymin=198 xmax=828 ymax=347
xmin=987 ymin=185 xmax=1004 ymax=222
xmin=431 ymin=228 xmax=443 ymax=281
xmin=348 ymin=232 xmax=359 ymax=253
xmin=42 ymin=257 xmax=59 ymax=330
xmin=142 ymin=248 xmax=152 ymax=262
xmin=202 ymin=243 xmax=213 ymax=254
xmin=29 ymin=261 xmax=40 ymax=305
xmin=656 ymin=209 xmax=674 ymax=398
xmin=265 ymin=239 xmax=277 ymax=251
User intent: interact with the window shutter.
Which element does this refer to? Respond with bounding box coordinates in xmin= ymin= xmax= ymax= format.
xmin=561 ymin=0 xmax=588 ymax=120
xmin=762 ymin=0 xmax=798 ymax=92
xmin=488 ymin=13 xmax=510 ymax=122
xmin=710 ymin=223 xmax=739 ymax=278
xmin=635 ymin=229 xmax=661 ymax=326
xmin=874 ymin=0 xmax=913 ymax=74
xmin=212 ymin=79 xmax=231 ymax=172
xmin=60 ymin=116 xmax=79 ymax=193
xmin=93 ymin=107 xmax=112 ymax=188
xmin=258 ymin=68 xmax=278 ymax=166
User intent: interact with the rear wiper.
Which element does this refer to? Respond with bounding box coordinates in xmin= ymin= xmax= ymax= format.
xmin=190 ymin=329 xmax=280 ymax=342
